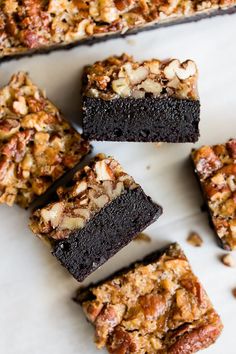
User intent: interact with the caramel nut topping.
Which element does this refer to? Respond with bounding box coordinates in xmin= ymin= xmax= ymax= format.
xmin=192 ymin=139 xmax=236 ymax=250
xmin=83 ymin=54 xmax=199 ymax=101
xmin=77 ymin=243 xmax=223 ymax=353
xmin=0 ymin=72 xmax=90 ymax=207
xmin=1 ymin=1 xmax=235 ymax=58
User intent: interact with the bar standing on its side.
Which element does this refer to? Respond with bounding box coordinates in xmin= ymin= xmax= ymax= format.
xmin=75 ymin=243 xmax=223 ymax=354
xmin=29 ymin=154 xmax=162 ymax=281
xmin=0 ymin=72 xmax=91 ymax=208
xmin=82 ymin=54 xmax=200 ymax=142
xmin=192 ymin=139 xmax=236 ymax=251
xmin=0 ymin=1 xmax=236 ymax=61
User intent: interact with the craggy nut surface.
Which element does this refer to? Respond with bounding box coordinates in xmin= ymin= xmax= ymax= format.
xmin=1 ymin=1 xmax=236 ymax=60
xmin=192 ymin=139 xmax=236 ymax=251
xmin=76 ymin=243 xmax=223 ymax=354
xmin=82 ymin=54 xmax=198 ymax=101
xmin=29 ymin=154 xmax=138 ymax=242
xmin=0 ymin=72 xmax=91 ymax=208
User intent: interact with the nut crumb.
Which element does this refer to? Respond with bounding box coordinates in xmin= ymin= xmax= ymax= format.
xmin=187 ymin=232 xmax=203 ymax=247
xmin=221 ymin=254 xmax=235 ymax=267
xmin=232 ymin=288 xmax=236 ymax=298
xmin=134 ymin=233 xmax=151 ymax=243
xmin=155 ymin=142 xmax=163 ymax=148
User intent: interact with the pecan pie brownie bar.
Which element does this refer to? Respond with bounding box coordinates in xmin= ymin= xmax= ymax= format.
xmin=29 ymin=154 xmax=162 ymax=281
xmin=76 ymin=243 xmax=223 ymax=353
xmin=0 ymin=72 xmax=91 ymax=208
xmin=82 ymin=54 xmax=200 ymax=142
xmin=1 ymin=1 xmax=235 ymax=61
xmin=192 ymin=139 xmax=236 ymax=251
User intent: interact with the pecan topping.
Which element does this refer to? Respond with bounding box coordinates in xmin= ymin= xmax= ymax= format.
xmin=76 ymin=243 xmax=223 ymax=354
xmin=192 ymin=139 xmax=236 ymax=250
xmin=1 ymin=1 xmax=235 ymax=59
xmin=0 ymin=72 xmax=90 ymax=207
xmin=83 ymin=54 xmax=198 ymax=101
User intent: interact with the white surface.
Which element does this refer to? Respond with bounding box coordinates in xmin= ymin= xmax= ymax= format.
xmin=0 ymin=15 xmax=236 ymax=354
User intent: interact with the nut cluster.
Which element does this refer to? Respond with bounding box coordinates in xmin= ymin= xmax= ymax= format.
xmin=30 ymin=154 xmax=138 ymax=241
xmin=0 ymin=72 xmax=90 ymax=207
xmin=1 ymin=1 xmax=235 ymax=58
xmin=192 ymin=139 xmax=236 ymax=251
xmin=83 ymin=54 xmax=198 ymax=101
xmin=77 ymin=243 xmax=222 ymax=353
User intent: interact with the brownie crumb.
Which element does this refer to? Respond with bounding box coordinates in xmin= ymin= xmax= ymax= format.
xmin=133 ymin=233 xmax=151 ymax=243
xmin=187 ymin=232 xmax=203 ymax=247
xmin=221 ymin=254 xmax=235 ymax=267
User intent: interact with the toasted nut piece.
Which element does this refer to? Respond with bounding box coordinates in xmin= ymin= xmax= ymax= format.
xmin=112 ymin=78 xmax=131 ymax=97
xmin=41 ymin=202 xmax=65 ymax=228
xmin=0 ymin=119 xmax=20 ymax=140
xmin=124 ymin=63 xmax=148 ymax=85
xmin=187 ymin=232 xmax=203 ymax=247
xmin=163 ymin=59 xmax=180 ymax=79
xmin=72 ymin=181 xmax=88 ymax=197
xmin=95 ymin=160 xmax=114 ymax=181
xmin=99 ymin=0 xmax=119 ymax=23
xmin=137 ymin=79 xmax=162 ymax=95
xmin=145 ymin=60 xmax=160 ymax=75
xmin=134 ymin=233 xmax=151 ymax=242
xmin=13 ymin=97 xmax=28 ymax=115
xmin=221 ymin=254 xmax=235 ymax=267
xmin=175 ymin=60 xmax=197 ymax=80
xmin=60 ymin=216 xmax=85 ymax=230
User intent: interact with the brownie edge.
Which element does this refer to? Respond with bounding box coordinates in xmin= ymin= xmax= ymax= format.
xmin=52 ymin=186 xmax=162 ymax=282
xmin=82 ymin=97 xmax=200 ymax=142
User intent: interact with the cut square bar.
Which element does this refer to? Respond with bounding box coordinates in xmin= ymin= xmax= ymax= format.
xmin=0 ymin=1 xmax=235 ymax=61
xmin=76 ymin=243 xmax=223 ymax=354
xmin=82 ymin=54 xmax=200 ymax=142
xmin=0 ymin=72 xmax=91 ymax=208
xmin=29 ymin=154 xmax=162 ymax=281
xmin=192 ymin=139 xmax=236 ymax=250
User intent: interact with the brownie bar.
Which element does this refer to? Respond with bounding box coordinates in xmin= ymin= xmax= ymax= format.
xmin=82 ymin=55 xmax=200 ymax=142
xmin=192 ymin=139 xmax=236 ymax=251
xmin=0 ymin=1 xmax=235 ymax=62
xmin=0 ymin=72 xmax=91 ymax=208
xmin=29 ymin=154 xmax=162 ymax=281
xmin=76 ymin=243 xmax=223 ymax=353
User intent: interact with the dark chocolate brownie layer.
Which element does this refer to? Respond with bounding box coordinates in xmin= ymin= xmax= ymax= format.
xmin=53 ymin=186 xmax=162 ymax=282
xmin=82 ymin=97 xmax=200 ymax=142
xmin=1 ymin=5 xmax=235 ymax=62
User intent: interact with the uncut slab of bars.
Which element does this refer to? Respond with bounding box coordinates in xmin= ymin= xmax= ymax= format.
xmin=76 ymin=243 xmax=223 ymax=354
xmin=82 ymin=54 xmax=200 ymax=142
xmin=30 ymin=154 xmax=162 ymax=281
xmin=0 ymin=72 xmax=91 ymax=208
xmin=0 ymin=1 xmax=236 ymax=61
xmin=192 ymin=139 xmax=236 ymax=251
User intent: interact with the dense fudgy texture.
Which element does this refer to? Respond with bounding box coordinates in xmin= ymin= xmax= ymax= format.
xmin=76 ymin=243 xmax=223 ymax=353
xmin=30 ymin=154 xmax=162 ymax=281
xmin=83 ymin=96 xmax=200 ymax=142
xmin=0 ymin=72 xmax=91 ymax=207
xmin=192 ymin=139 xmax=236 ymax=251
xmin=0 ymin=1 xmax=236 ymax=61
xmin=53 ymin=187 xmax=162 ymax=281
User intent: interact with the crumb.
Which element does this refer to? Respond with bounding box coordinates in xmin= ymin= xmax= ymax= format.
xmin=187 ymin=232 xmax=203 ymax=247
xmin=133 ymin=233 xmax=151 ymax=243
xmin=221 ymin=254 xmax=235 ymax=267
xmin=232 ymin=288 xmax=236 ymax=298
xmin=146 ymin=165 xmax=151 ymax=170
xmin=126 ymin=39 xmax=136 ymax=45
xmin=155 ymin=142 xmax=163 ymax=148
